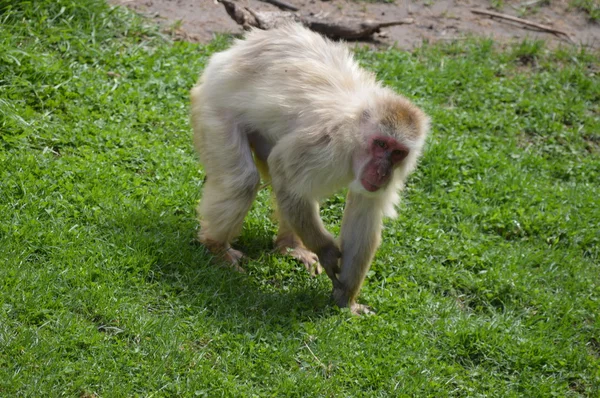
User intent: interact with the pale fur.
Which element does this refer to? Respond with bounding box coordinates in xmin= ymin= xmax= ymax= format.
xmin=190 ymin=24 xmax=429 ymax=313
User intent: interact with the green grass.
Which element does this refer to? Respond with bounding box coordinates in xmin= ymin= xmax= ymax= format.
xmin=571 ymin=0 xmax=600 ymax=22
xmin=1 ymin=0 xmax=599 ymax=396
xmin=489 ymin=0 xmax=505 ymax=11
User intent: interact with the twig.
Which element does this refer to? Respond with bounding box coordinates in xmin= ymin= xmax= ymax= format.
xmin=304 ymin=343 xmax=327 ymax=370
xmin=471 ymin=8 xmax=574 ymax=43
xmin=246 ymin=7 xmax=300 ymax=29
xmin=304 ymin=17 xmax=414 ymax=40
xmin=218 ymin=0 xmax=412 ymax=40
xmin=520 ymin=0 xmax=545 ymax=7
xmin=258 ymin=0 xmax=299 ymax=12
xmin=219 ymin=0 xmax=258 ymax=29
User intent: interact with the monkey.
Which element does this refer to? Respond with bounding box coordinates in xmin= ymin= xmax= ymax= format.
xmin=190 ymin=23 xmax=429 ymax=314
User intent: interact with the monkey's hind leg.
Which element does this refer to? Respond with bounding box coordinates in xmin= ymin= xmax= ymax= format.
xmin=197 ymin=174 xmax=258 ymax=272
xmin=195 ymin=124 xmax=260 ymax=272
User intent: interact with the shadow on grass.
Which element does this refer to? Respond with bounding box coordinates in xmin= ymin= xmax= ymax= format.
xmin=110 ymin=208 xmax=336 ymax=333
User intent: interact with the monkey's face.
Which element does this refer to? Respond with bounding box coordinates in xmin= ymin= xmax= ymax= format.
xmin=358 ymin=135 xmax=409 ymax=192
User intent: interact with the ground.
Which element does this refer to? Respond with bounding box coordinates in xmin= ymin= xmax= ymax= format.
xmin=110 ymin=0 xmax=599 ymax=48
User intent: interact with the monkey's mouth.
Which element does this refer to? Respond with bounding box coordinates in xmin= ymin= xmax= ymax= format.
xmin=361 ymin=178 xmax=381 ymax=192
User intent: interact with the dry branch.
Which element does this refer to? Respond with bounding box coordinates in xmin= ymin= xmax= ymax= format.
xmin=220 ymin=0 xmax=259 ymax=29
xmin=471 ymin=8 xmax=574 ymax=43
xmin=304 ymin=17 xmax=414 ymax=40
xmin=218 ymin=0 xmax=414 ymax=40
xmin=246 ymin=7 xmax=301 ymax=29
xmin=258 ymin=0 xmax=299 ymax=12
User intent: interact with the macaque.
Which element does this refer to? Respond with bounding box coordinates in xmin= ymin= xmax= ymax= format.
xmin=190 ymin=24 xmax=429 ymax=314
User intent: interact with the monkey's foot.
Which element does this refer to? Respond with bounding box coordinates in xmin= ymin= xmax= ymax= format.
xmin=332 ymin=288 xmax=373 ymax=315
xmin=223 ymin=247 xmax=246 ymax=273
xmin=199 ymin=234 xmax=246 ymax=273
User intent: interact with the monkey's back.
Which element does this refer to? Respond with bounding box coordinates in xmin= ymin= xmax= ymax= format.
xmin=196 ymin=24 xmax=381 ymax=140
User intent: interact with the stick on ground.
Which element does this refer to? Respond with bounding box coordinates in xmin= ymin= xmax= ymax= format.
xmin=471 ymin=8 xmax=574 ymax=43
xmin=258 ymin=0 xmax=299 ymax=12
xmin=218 ymin=0 xmax=414 ymax=40
xmin=304 ymin=18 xmax=414 ymax=40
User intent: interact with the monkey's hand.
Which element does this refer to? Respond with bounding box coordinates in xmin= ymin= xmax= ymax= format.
xmin=316 ymin=244 xmax=342 ymax=288
xmin=332 ymin=287 xmax=375 ymax=315
xmin=349 ymin=303 xmax=374 ymax=316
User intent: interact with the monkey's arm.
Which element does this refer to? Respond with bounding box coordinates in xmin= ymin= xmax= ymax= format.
xmin=333 ymin=191 xmax=384 ymax=310
xmin=275 ymin=191 xmax=342 ymax=286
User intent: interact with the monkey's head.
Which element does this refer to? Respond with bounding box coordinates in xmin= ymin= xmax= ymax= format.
xmin=351 ymin=95 xmax=429 ymax=195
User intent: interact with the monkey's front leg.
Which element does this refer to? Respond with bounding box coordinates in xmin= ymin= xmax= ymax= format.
xmin=333 ymin=192 xmax=384 ymax=315
xmin=275 ymin=190 xmax=342 ymax=287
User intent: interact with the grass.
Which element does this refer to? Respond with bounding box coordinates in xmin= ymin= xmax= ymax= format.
xmin=1 ymin=0 xmax=599 ymax=396
xmin=489 ymin=0 xmax=505 ymax=11
xmin=571 ymin=0 xmax=600 ymax=22
xmin=489 ymin=0 xmax=599 ymax=21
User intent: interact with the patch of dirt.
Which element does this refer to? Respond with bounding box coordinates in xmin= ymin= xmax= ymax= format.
xmin=111 ymin=0 xmax=599 ymax=49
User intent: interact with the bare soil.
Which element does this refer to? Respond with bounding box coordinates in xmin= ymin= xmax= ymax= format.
xmin=110 ymin=0 xmax=599 ymax=49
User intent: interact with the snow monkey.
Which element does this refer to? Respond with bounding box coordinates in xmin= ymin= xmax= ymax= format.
xmin=190 ymin=24 xmax=429 ymax=314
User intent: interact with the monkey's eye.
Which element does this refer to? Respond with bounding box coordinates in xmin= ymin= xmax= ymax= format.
xmin=391 ymin=149 xmax=408 ymax=162
xmin=374 ymin=140 xmax=387 ymax=149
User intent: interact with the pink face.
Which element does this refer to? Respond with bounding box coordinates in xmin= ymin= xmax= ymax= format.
xmin=360 ymin=135 xmax=409 ymax=192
